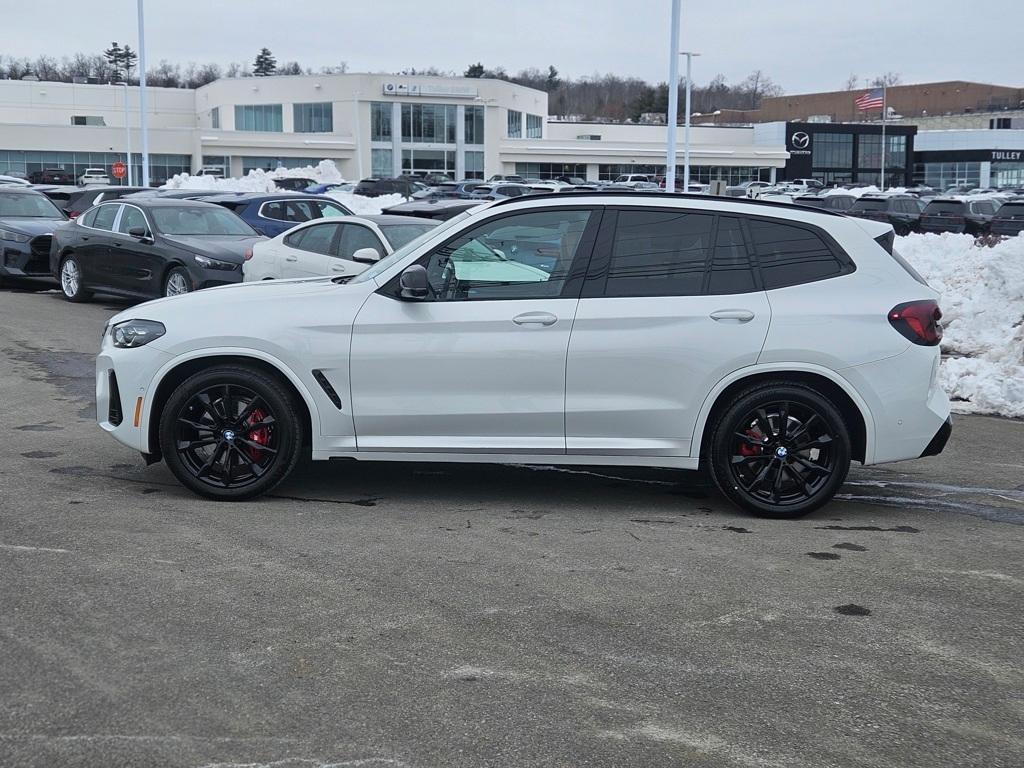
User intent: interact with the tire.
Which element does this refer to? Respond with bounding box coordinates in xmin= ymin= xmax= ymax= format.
xmin=895 ymin=224 xmax=911 ymax=237
xmin=706 ymin=381 xmax=851 ymax=519
xmin=163 ymin=266 xmax=194 ymax=297
xmin=59 ymin=254 xmax=92 ymax=302
xmin=158 ymin=365 xmax=304 ymax=501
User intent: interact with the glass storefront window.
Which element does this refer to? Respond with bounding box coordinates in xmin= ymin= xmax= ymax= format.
xmin=526 ymin=114 xmax=543 ymax=139
xmin=211 ymin=107 xmax=220 ymax=129
xmin=811 ymin=133 xmax=852 ymax=168
xmin=234 ymin=104 xmax=283 ymax=132
xmin=464 ymin=105 xmax=484 ymax=145
xmin=465 ymin=150 xmax=484 ymax=179
xmin=401 ymin=148 xmax=457 ymax=175
xmin=515 ymin=163 xmax=588 ymax=180
xmin=372 ymin=148 xmax=393 ymax=178
xmin=913 ymin=162 xmax=982 ymax=190
xmin=507 ymin=110 xmax=522 ymax=139
xmin=371 ymin=102 xmax=392 ymax=141
xmin=293 ymin=102 xmax=333 ymax=133
xmin=0 ymin=149 xmax=191 ymax=186
xmin=401 ymin=104 xmax=457 ymax=144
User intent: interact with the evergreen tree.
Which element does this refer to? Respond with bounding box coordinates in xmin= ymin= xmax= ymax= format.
xmin=545 ymin=65 xmax=560 ymax=92
xmin=103 ymin=42 xmax=124 ymax=79
xmin=253 ymin=48 xmax=277 ymax=77
xmin=121 ymin=45 xmax=138 ymax=79
xmin=464 ymin=62 xmax=484 ymax=78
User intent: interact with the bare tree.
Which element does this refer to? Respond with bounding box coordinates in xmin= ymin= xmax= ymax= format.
xmin=871 ymin=72 xmax=902 ymax=87
xmin=843 ymin=73 xmax=859 ymax=91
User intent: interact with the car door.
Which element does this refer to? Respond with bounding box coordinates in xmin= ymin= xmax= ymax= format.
xmin=330 ymin=222 xmax=386 ymax=277
xmin=278 ymin=222 xmax=342 ymax=278
xmin=565 ymin=208 xmax=771 ymax=457
xmin=75 ymin=203 xmax=120 ymax=289
xmin=349 ymin=207 xmax=600 ymax=453
xmin=107 ymin=203 xmax=165 ymax=296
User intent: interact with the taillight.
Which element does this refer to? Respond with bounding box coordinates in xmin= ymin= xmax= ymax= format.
xmin=244 ymin=248 xmax=253 ymax=261
xmin=68 ymin=211 xmax=81 ymax=219
xmin=889 ymin=300 xmax=943 ymax=346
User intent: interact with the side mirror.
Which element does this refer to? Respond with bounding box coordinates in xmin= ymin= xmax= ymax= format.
xmin=398 ymin=264 xmax=428 ymax=300
xmin=128 ymin=226 xmax=150 ymax=240
xmin=351 ymin=247 xmax=381 ymax=264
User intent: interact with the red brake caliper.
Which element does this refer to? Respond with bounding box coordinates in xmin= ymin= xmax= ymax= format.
xmin=738 ymin=428 xmax=764 ymax=456
xmin=245 ymin=407 xmax=270 ymax=461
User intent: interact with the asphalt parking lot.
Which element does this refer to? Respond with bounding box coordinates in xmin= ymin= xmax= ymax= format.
xmin=1 ymin=284 xmax=1022 ymax=768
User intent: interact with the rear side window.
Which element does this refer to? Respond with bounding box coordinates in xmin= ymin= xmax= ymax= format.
xmin=971 ymin=200 xmax=995 ymax=215
xmin=91 ymin=204 xmax=119 ymax=231
xmin=746 ymin=219 xmax=845 ymax=290
xmin=78 ymin=207 xmax=98 ymax=227
xmin=604 ymin=209 xmax=714 ymax=297
xmin=285 ymin=222 xmax=339 ymax=255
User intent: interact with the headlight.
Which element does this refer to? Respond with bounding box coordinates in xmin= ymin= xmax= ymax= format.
xmin=111 ymin=319 xmax=165 ymax=348
xmin=194 ymin=254 xmax=237 ymax=271
xmin=0 ymin=227 xmax=30 ymax=243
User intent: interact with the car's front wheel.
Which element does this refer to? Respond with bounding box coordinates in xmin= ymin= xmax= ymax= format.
xmin=163 ymin=266 xmax=193 ymax=297
xmin=60 ymin=254 xmax=92 ymax=302
xmin=707 ymin=382 xmax=851 ymax=518
xmin=158 ymin=366 xmax=304 ymax=500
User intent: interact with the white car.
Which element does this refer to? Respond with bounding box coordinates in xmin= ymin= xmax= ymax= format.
xmin=96 ymin=194 xmax=951 ymax=517
xmin=243 ymin=215 xmax=440 ymax=281
xmin=613 ymin=174 xmax=653 ymax=188
xmin=0 ymin=174 xmax=31 ymax=186
xmin=78 ymin=168 xmax=111 ymax=186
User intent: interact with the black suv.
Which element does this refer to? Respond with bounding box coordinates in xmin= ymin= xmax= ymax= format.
xmin=28 ymin=168 xmax=74 ymax=184
xmin=990 ymin=199 xmax=1024 ymax=237
xmin=353 ymin=177 xmax=427 ymax=198
xmin=920 ymin=197 xmax=1000 ymax=235
xmin=848 ymin=194 xmax=924 ymax=236
xmin=793 ymin=194 xmax=857 ymax=212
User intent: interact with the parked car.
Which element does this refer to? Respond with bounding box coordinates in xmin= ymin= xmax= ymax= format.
xmin=613 ymin=174 xmax=652 ymax=187
xmin=919 ymin=197 xmax=1000 ymax=235
xmin=304 ymin=182 xmax=355 ymax=195
xmin=430 ymin=181 xmax=486 ymax=198
xmin=470 ymin=183 xmax=533 ymax=200
xmin=0 ymin=174 xmax=31 ymax=186
xmin=487 ymin=174 xmax=526 ymax=183
xmin=195 ymin=166 xmax=225 ymax=179
xmin=50 ymin=199 xmax=264 ymax=302
xmin=382 ymin=198 xmax=485 ymax=221
xmin=95 ymin=193 xmax=951 ymax=517
xmin=28 ymin=168 xmax=74 ymax=185
xmin=793 ymin=194 xmax=857 ymax=212
xmin=555 ymin=176 xmax=588 ymax=185
xmin=123 ymin=189 xmax=224 ymax=200
xmin=416 ymin=172 xmax=454 ymax=185
xmin=847 ymin=194 xmax=924 ymax=236
xmin=197 ymin=193 xmax=353 ymax=237
xmin=0 ymin=187 xmax=68 ymax=286
xmin=78 ymin=168 xmax=111 ymax=186
xmin=273 ymin=177 xmax=316 ymax=192
xmin=244 ymin=215 xmax=439 ymax=281
xmin=790 ymin=178 xmax=825 ymax=190
xmin=724 ymin=180 xmax=773 ymax=198
xmin=353 ymin=177 xmax=428 ymax=198
xmin=33 ymin=185 xmax=77 ymax=211
xmin=63 ymin=186 xmax=151 ymax=219
xmin=989 ymin=199 xmax=1024 ymax=237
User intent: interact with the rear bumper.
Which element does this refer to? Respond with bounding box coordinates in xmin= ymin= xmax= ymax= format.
xmin=920 ymin=417 xmax=952 ymax=458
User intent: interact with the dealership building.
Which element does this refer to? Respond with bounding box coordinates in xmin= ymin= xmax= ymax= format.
xmin=0 ymin=73 xmax=788 ymax=185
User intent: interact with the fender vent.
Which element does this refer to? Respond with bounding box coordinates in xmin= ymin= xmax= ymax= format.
xmin=312 ymin=369 xmax=342 ymax=410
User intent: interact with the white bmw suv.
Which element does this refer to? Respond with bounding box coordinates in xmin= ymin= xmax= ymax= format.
xmin=96 ymin=193 xmax=951 ymax=517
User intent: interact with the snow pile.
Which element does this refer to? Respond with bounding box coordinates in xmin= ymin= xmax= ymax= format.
xmin=823 ymin=185 xmax=909 ymax=198
xmin=898 ymin=233 xmax=1024 ymax=417
xmin=163 ymin=160 xmax=347 ymax=193
xmin=324 ymin=190 xmax=407 ymax=216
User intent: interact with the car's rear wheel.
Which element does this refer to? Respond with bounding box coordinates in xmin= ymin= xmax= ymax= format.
xmin=60 ymin=254 xmax=92 ymax=302
xmin=158 ymin=366 xmax=304 ymax=500
xmin=164 ymin=266 xmax=193 ymax=297
xmin=707 ymin=382 xmax=851 ymax=518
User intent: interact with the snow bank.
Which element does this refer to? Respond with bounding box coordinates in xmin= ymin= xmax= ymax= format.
xmin=163 ymin=159 xmax=346 ymax=193
xmin=897 ymin=233 xmax=1024 ymax=418
xmin=325 ymin=190 xmax=407 ymax=216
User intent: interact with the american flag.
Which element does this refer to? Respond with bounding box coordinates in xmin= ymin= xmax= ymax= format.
xmin=855 ymin=88 xmax=885 ymax=110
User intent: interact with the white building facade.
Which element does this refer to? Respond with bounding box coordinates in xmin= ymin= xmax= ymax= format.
xmin=0 ymin=73 xmax=789 ymax=184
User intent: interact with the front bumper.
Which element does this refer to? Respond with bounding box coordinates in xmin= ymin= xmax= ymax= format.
xmin=96 ymin=340 xmax=172 ymax=454
xmin=1 ymin=236 xmax=55 ymax=279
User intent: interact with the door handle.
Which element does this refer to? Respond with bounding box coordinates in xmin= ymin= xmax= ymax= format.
xmin=512 ymin=311 xmax=558 ymax=327
xmin=284 ymin=256 xmax=298 ymax=262
xmin=710 ymin=309 xmax=755 ymax=323
xmin=330 ymin=264 xmax=345 ymax=272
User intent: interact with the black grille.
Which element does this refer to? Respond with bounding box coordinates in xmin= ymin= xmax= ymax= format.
xmin=312 ymin=370 xmax=342 ymax=410
xmin=25 ymin=235 xmax=53 ymax=274
xmin=108 ymin=371 xmax=123 ymax=426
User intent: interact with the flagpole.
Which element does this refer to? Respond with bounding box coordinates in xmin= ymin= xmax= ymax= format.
xmin=880 ymin=86 xmax=887 ymax=192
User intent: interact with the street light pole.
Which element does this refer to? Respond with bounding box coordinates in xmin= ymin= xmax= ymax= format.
xmin=681 ymin=52 xmax=700 ymax=190
xmin=117 ymin=81 xmax=132 ymax=186
xmin=665 ymin=0 xmax=681 ymax=192
xmin=137 ymin=0 xmax=150 ymax=186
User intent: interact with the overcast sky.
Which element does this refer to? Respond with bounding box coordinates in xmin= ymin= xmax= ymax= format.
xmin=2 ymin=0 xmax=1021 ymax=94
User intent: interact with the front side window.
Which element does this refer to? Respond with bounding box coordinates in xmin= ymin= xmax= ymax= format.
xmin=421 ymin=209 xmax=593 ymax=301
xmin=746 ymin=219 xmax=844 ymax=290
xmin=337 ymin=224 xmax=384 ymax=259
xmin=604 ymin=209 xmax=714 ymax=298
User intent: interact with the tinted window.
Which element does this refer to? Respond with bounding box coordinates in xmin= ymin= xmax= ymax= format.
xmin=851 ymin=199 xmax=886 ymax=211
xmin=972 ymin=200 xmax=995 ymax=215
xmin=423 ymin=209 xmax=592 ymax=301
xmin=995 ymin=203 xmax=1024 ymax=218
xmin=747 ymin=219 xmax=843 ymax=290
xmin=79 ymin=207 xmax=99 ymax=227
xmin=604 ymin=209 xmax=713 ymax=298
xmin=825 ymin=196 xmax=854 ymax=211
xmin=287 ymin=222 xmax=339 ymax=255
xmin=337 ymin=224 xmax=384 ymax=259
xmin=117 ymin=205 xmax=148 ymax=234
xmin=261 ymin=201 xmax=288 ymax=221
xmin=707 ymin=217 xmax=756 ymax=295
xmin=925 ymin=201 xmax=966 ymax=214
xmin=92 ymin=204 xmax=119 ymax=231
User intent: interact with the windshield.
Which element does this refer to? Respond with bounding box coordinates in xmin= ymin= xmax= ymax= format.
xmin=381 ymin=222 xmax=440 ymax=250
xmin=0 ymin=192 xmax=64 ymax=218
xmin=995 ymin=203 xmax=1024 ymax=218
xmin=152 ymin=206 xmax=257 ymax=235
xmin=925 ymin=201 xmax=966 ymax=214
xmin=350 ymin=211 xmax=474 ymax=285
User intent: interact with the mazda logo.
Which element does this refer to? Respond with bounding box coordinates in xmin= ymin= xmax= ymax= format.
xmin=791 ymin=132 xmax=810 ymax=149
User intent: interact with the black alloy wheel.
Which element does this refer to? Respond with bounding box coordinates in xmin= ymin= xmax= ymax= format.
xmin=708 ymin=382 xmax=851 ymax=518
xmin=159 ymin=366 xmax=303 ymax=500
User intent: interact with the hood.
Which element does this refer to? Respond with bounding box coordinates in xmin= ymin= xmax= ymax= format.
xmin=0 ymin=216 xmax=66 ymax=236
xmin=161 ymin=234 xmax=264 ymax=264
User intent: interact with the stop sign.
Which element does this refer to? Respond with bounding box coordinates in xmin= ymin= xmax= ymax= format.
xmin=111 ymin=161 xmax=127 ymax=179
